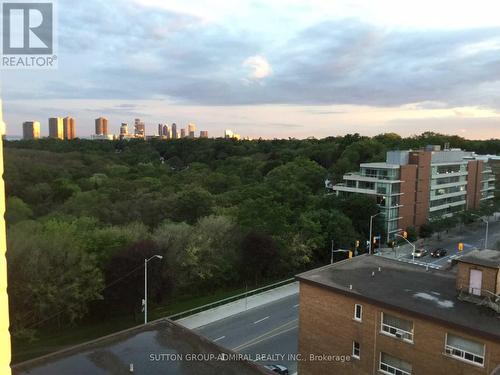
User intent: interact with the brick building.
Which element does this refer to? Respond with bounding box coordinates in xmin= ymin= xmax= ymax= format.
xmin=296 ymin=253 xmax=500 ymax=375
xmin=329 ymin=146 xmax=496 ymax=241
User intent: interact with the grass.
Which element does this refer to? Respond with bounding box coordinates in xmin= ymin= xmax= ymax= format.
xmin=11 ymin=279 xmax=282 ymax=364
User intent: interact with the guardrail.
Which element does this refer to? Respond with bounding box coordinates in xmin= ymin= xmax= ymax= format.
xmin=167 ymin=278 xmax=296 ymax=321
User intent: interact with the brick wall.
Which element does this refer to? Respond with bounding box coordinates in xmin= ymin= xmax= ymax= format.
xmin=467 ymin=160 xmax=484 ymax=210
xmin=298 ymin=281 xmax=500 ymax=375
xmin=399 ymin=165 xmax=417 ymax=230
xmin=456 ymin=262 xmax=499 ymax=295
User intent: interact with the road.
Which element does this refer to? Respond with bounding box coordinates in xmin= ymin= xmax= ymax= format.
xmin=383 ymin=221 xmax=500 ymax=267
xmin=195 ymin=294 xmax=299 ymax=374
xmin=194 ymin=219 xmax=500 ymax=375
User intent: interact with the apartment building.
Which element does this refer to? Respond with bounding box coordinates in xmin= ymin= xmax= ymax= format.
xmin=22 ymin=121 xmax=40 ymax=140
xmin=48 ymin=117 xmax=63 ymax=139
xmin=296 ymin=252 xmax=500 ymax=375
xmin=329 ymin=146 xmax=496 ymax=240
xmin=63 ymin=116 xmax=76 ymax=140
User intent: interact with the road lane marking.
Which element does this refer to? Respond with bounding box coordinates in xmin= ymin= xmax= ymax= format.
xmin=213 ymin=336 xmax=226 ymax=342
xmin=236 ymin=325 xmax=298 ymax=351
xmin=293 ymin=304 xmax=299 ymax=308
xmin=253 ymin=316 xmax=270 ymax=324
xmin=232 ymin=319 xmax=298 ymax=351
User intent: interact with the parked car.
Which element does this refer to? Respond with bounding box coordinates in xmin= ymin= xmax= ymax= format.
xmin=431 ymin=248 xmax=447 ymax=257
xmin=411 ymin=248 xmax=428 ymax=258
xmin=264 ymin=365 xmax=289 ymax=375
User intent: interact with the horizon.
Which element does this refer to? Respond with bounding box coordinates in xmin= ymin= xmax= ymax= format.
xmin=3 ymin=0 xmax=500 ymax=139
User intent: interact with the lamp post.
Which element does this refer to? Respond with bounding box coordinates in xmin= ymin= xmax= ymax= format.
xmin=144 ymin=255 xmax=163 ymax=324
xmin=369 ymin=213 xmax=381 ymax=255
xmin=395 ymin=234 xmax=416 ymax=262
xmin=472 ymin=214 xmax=488 ymax=249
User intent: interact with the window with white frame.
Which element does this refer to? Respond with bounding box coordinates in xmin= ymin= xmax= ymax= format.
xmin=445 ymin=333 xmax=484 ymax=366
xmin=381 ymin=312 xmax=413 ymax=342
xmin=352 ymin=341 xmax=360 ymax=359
xmin=354 ymin=304 xmax=362 ymax=321
xmin=379 ymin=352 xmax=412 ymax=375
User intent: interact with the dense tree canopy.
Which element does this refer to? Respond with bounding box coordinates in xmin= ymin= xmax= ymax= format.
xmin=3 ymin=132 xmax=499 ymax=338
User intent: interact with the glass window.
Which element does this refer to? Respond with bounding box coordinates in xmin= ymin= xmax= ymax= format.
xmin=445 ymin=333 xmax=484 ymax=366
xmin=352 ymin=341 xmax=360 ymax=359
xmin=354 ymin=304 xmax=362 ymax=321
xmin=381 ymin=313 xmax=413 ymax=342
xmin=380 ymin=352 xmax=412 ymax=375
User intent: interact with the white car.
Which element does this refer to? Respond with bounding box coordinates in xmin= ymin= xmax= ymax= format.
xmin=411 ymin=248 xmax=428 ymax=258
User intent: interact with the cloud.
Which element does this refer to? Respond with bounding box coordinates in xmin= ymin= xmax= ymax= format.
xmin=3 ymin=0 xmax=500 ymax=116
xmin=242 ymin=55 xmax=272 ymax=80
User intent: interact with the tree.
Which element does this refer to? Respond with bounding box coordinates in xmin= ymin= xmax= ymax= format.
xmin=172 ymin=188 xmax=214 ymax=224
xmin=241 ymin=231 xmax=280 ymax=284
xmin=7 ymin=219 xmax=103 ymax=337
xmin=6 ymin=197 xmax=33 ymax=226
xmin=103 ymin=240 xmax=165 ymax=319
xmin=419 ymin=223 xmax=434 ymax=238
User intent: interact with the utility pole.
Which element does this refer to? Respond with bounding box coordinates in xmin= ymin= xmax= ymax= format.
xmin=330 ymin=240 xmax=334 ymax=264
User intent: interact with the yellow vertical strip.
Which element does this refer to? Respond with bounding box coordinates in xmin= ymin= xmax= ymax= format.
xmin=0 ymin=101 xmax=12 ymax=374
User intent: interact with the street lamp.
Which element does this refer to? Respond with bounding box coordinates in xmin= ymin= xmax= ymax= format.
xmin=369 ymin=213 xmax=381 ymax=255
xmin=471 ymin=214 xmax=488 ymax=249
xmin=144 ymin=255 xmax=163 ymax=324
xmin=395 ymin=233 xmax=416 ymax=262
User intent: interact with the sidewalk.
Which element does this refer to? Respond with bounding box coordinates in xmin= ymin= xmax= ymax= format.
xmin=176 ymin=282 xmax=299 ymax=329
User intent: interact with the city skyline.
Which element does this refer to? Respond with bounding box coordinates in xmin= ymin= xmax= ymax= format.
xmin=3 ymin=0 xmax=500 ymax=140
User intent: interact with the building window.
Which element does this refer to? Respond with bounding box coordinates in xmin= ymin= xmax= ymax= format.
xmin=379 ymin=352 xmax=412 ymax=375
xmin=352 ymin=341 xmax=360 ymax=359
xmin=354 ymin=304 xmax=362 ymax=321
xmin=381 ymin=313 xmax=413 ymax=343
xmin=445 ymin=333 xmax=484 ymax=366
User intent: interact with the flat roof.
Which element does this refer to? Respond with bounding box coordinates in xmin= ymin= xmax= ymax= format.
xmin=459 ymin=249 xmax=500 ymax=269
xmin=12 ymin=319 xmax=270 ymax=375
xmin=296 ymin=255 xmax=500 ymax=341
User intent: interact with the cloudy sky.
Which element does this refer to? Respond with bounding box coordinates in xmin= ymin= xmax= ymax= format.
xmin=2 ymin=0 xmax=500 ymax=139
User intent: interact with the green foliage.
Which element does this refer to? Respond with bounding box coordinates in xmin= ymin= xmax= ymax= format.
xmin=7 ymin=219 xmax=104 ymax=335
xmin=6 ymin=197 xmax=33 ymax=226
xmin=3 ymin=133 xmax=499 ymax=338
xmin=419 ymin=223 xmax=434 ymax=238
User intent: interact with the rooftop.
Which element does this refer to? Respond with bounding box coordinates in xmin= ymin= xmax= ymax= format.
xmin=12 ymin=319 xmax=270 ymax=375
xmin=459 ymin=249 xmax=500 ymax=269
xmin=296 ymin=255 xmax=500 ymax=341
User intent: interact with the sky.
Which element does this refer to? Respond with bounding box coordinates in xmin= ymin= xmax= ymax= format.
xmin=2 ymin=0 xmax=500 ymax=139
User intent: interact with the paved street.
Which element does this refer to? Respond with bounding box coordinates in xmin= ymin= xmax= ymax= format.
xmin=195 ymin=294 xmax=299 ymax=374
xmin=378 ymin=218 xmax=500 ymax=268
xmin=193 ymin=218 xmax=500 ymax=375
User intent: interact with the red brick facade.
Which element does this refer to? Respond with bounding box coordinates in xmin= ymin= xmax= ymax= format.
xmin=298 ymin=282 xmax=500 ymax=375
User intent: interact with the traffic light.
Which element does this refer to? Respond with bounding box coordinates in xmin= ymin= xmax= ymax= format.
xmin=458 ymin=242 xmax=464 ymax=251
xmin=403 ymin=231 xmax=408 ymax=239
xmin=349 ymin=251 xmax=353 ymax=259
xmin=355 ymin=240 xmax=360 ymax=248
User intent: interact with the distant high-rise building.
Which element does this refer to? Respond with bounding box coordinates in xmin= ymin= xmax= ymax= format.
xmin=199 ymin=130 xmax=208 ymax=138
xmin=158 ymin=124 xmax=163 ymax=137
xmin=120 ymin=123 xmax=129 ymax=139
xmin=63 ymin=117 xmax=76 ymax=140
xmin=163 ymin=124 xmax=170 ymax=138
xmin=180 ymin=128 xmax=186 ymax=138
xmin=95 ymin=117 xmax=108 ymax=135
xmin=134 ymin=118 xmax=145 ymax=138
xmin=48 ymin=117 xmax=64 ymax=139
xmin=172 ymin=123 xmax=178 ymax=139
xmin=187 ymin=123 xmax=196 ymax=138
xmin=224 ymin=129 xmax=234 ymax=138
xmin=22 ymin=121 xmax=40 ymax=140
